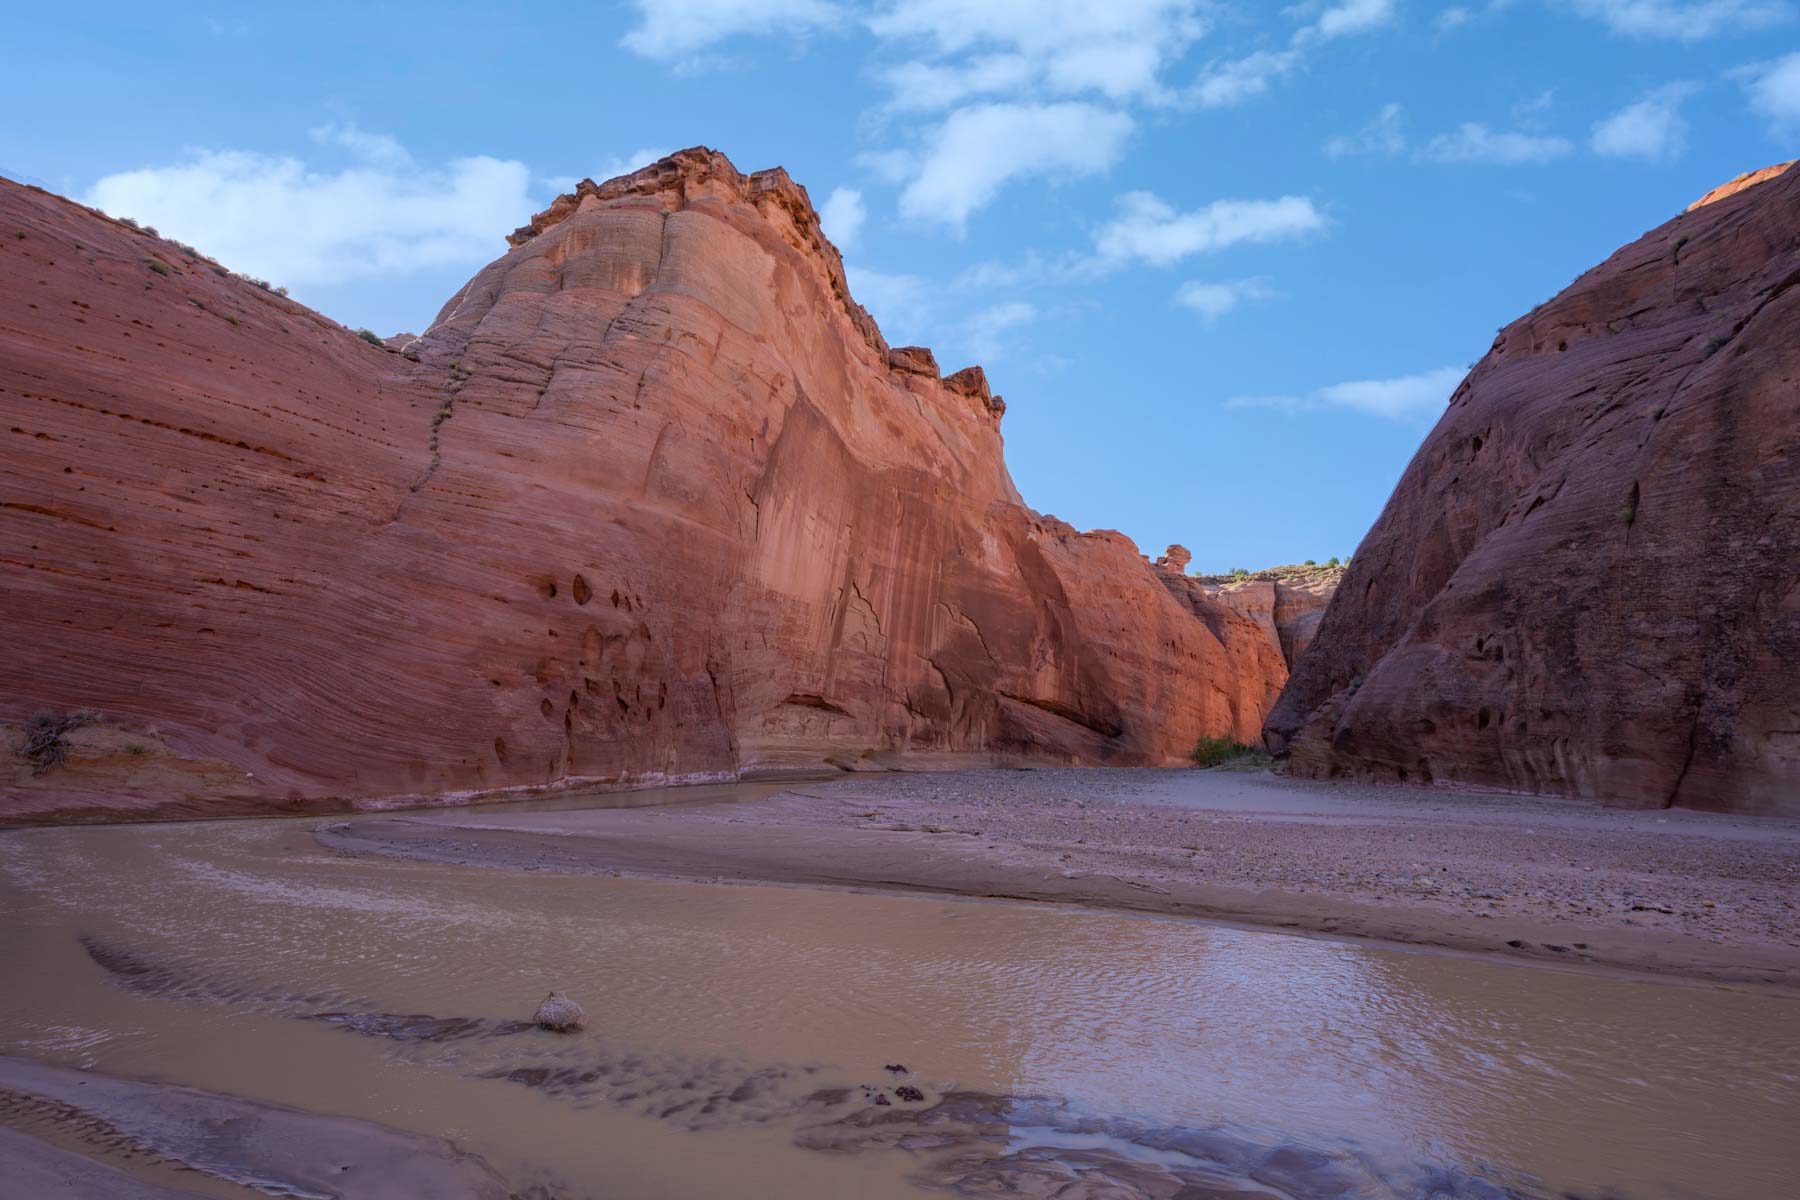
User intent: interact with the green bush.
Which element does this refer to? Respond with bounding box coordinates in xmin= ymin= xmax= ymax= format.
xmin=356 ymin=327 xmax=385 ymax=347
xmin=1191 ymin=735 xmax=1257 ymax=768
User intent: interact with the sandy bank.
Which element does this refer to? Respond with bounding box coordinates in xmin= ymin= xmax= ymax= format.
xmin=317 ymin=768 xmax=1800 ymax=990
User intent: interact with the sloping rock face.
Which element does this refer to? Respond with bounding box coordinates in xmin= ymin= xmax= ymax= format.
xmin=1266 ymin=163 xmax=1800 ymax=815
xmin=0 ymin=149 xmax=1285 ymax=822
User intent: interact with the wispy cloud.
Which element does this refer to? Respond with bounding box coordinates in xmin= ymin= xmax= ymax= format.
xmin=1737 ymin=50 xmax=1800 ymax=128
xmin=1566 ymin=0 xmax=1793 ymax=41
xmin=964 ymin=300 xmax=1039 ymax=358
xmin=1325 ymin=102 xmax=1407 ymax=157
xmin=1229 ymin=366 xmax=1466 ymax=420
xmin=819 ymin=186 xmax=867 ymax=248
xmin=898 ymin=102 xmax=1134 ymax=230
xmin=619 ymin=0 xmax=848 ymax=62
xmin=844 ymin=264 xmax=934 ymax=344
xmin=1188 ymin=50 xmax=1300 ymax=109
xmin=1092 ymin=191 xmax=1327 ymax=268
xmin=1591 ymin=83 xmax=1698 ymax=160
xmin=84 ymin=134 xmax=536 ymax=290
xmin=1173 ymin=278 xmax=1281 ymax=322
xmin=865 ymin=0 xmax=1208 ymax=106
xmin=1418 ymin=123 xmax=1574 ymax=164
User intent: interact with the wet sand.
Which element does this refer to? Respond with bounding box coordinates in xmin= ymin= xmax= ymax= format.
xmin=5 ymin=807 xmax=1798 ymax=1198
xmin=319 ymin=767 xmax=1800 ymax=989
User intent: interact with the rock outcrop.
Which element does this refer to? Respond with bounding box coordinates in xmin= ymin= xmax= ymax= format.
xmin=1266 ymin=163 xmax=1800 ymax=815
xmin=1154 ymin=557 xmax=1343 ymax=673
xmin=0 ymin=148 xmax=1286 ymax=823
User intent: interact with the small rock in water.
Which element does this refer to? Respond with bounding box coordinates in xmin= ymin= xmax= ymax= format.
xmin=534 ymin=990 xmax=585 ymax=1032
xmin=884 ymin=1063 xmax=909 ymax=1075
xmin=894 ymin=1085 xmax=925 ymax=1103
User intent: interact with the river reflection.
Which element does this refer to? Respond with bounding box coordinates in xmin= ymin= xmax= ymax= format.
xmin=0 ymin=814 xmax=1794 ymax=1198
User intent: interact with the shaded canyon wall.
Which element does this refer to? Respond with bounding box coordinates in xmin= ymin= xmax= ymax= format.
xmin=1266 ymin=163 xmax=1800 ymax=815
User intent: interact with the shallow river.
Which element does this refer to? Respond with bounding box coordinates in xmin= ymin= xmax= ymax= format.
xmin=1 ymin=792 xmax=1796 ymax=1198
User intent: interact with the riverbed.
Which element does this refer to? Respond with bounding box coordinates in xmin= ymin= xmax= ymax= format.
xmin=2 ymin=789 xmax=1796 ymax=1198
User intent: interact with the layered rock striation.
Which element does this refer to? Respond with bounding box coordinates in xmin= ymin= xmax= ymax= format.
xmin=1266 ymin=163 xmax=1800 ymax=814
xmin=0 ymin=149 xmax=1285 ymax=822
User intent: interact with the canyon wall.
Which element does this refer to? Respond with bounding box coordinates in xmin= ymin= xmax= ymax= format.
xmin=1266 ymin=163 xmax=1800 ymax=815
xmin=0 ymin=149 xmax=1286 ymax=823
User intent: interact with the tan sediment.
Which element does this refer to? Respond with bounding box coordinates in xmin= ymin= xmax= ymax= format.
xmin=317 ymin=767 xmax=1800 ymax=991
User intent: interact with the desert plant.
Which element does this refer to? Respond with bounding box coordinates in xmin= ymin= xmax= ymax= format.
xmin=1326 ymin=556 xmax=1340 ymax=568
xmin=356 ymin=327 xmax=385 ymax=347
xmin=17 ymin=710 xmax=98 ymax=775
xmin=125 ymin=742 xmax=148 ymax=756
xmin=1191 ymin=734 xmax=1257 ymax=768
xmin=1702 ymin=335 xmax=1728 ymax=359
xmin=1303 ymin=558 xmax=1316 ymax=566
xmin=146 ymin=258 xmax=173 ymax=276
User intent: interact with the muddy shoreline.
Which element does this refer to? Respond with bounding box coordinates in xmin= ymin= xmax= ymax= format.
xmin=317 ymin=767 xmax=1800 ymax=990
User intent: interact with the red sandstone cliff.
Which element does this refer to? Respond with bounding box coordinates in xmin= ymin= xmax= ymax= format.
xmin=0 ymin=149 xmax=1286 ymax=823
xmin=1153 ymin=553 xmax=1342 ymax=675
xmin=1266 ymin=163 xmax=1800 ymax=815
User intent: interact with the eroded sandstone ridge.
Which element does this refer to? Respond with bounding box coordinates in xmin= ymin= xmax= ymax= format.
xmin=1153 ymin=555 xmax=1342 ymax=674
xmin=0 ymin=148 xmax=1285 ymax=822
xmin=1267 ymin=162 xmax=1800 ymax=815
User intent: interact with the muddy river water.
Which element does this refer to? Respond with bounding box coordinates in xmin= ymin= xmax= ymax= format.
xmin=1 ymin=793 xmax=1796 ymax=1199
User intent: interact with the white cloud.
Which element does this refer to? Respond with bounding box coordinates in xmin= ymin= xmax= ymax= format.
xmin=1228 ymin=366 xmax=1465 ymax=420
xmin=1185 ymin=0 xmax=1392 ymax=109
xmin=1419 ymin=122 xmax=1574 ymax=164
xmin=898 ymin=102 xmax=1134 ymax=229
xmin=84 ymin=141 xmax=535 ymax=289
xmin=1173 ymin=278 xmax=1280 ymax=322
xmin=541 ymin=148 xmax=677 ymax=197
xmin=845 ymin=264 xmax=934 ymax=343
xmin=1739 ymin=51 xmax=1800 ymax=126
xmin=876 ymin=55 xmax=1034 ymax=112
xmin=595 ymin=147 xmax=675 ymax=183
xmin=1188 ymin=50 xmax=1300 ymax=108
xmin=619 ymin=0 xmax=847 ymax=61
xmin=963 ymin=300 xmax=1039 ymax=358
xmin=1092 ymin=190 xmax=1326 ymax=268
xmin=1565 ymin=0 xmax=1792 ymax=40
xmin=819 ymin=186 xmax=867 ymax=248
xmin=1591 ymin=83 xmax=1698 ymax=160
xmin=308 ymin=122 xmax=410 ymax=169
xmin=1436 ymin=0 xmax=1519 ymax=31
xmin=1326 ymin=102 xmax=1407 ymax=157
xmin=867 ymin=0 xmax=1207 ymax=104
xmin=1306 ymin=0 xmax=1398 ymax=41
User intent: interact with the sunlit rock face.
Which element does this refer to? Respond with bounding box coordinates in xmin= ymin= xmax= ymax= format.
xmin=0 ymin=148 xmax=1285 ymax=821
xmin=1267 ymin=163 xmax=1800 ymax=815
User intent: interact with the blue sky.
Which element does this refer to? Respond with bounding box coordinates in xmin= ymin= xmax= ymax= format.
xmin=4 ymin=2 xmax=1796 ymax=572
